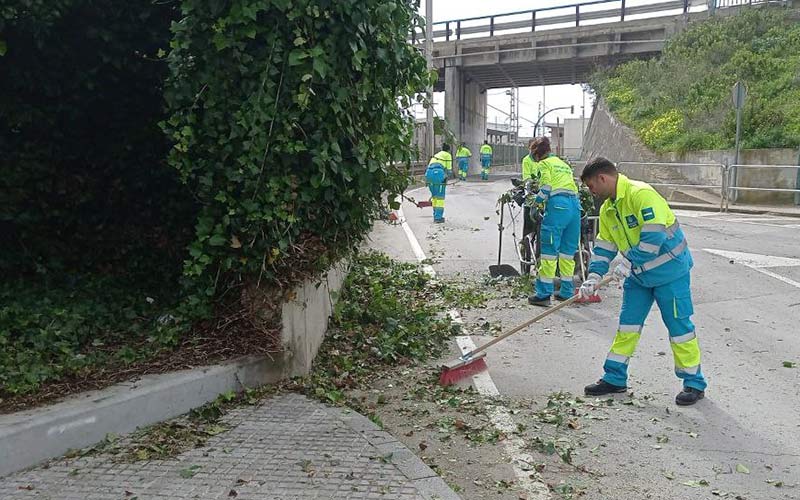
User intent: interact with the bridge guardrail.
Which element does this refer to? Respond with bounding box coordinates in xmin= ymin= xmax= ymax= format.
xmin=412 ymin=0 xmax=787 ymax=43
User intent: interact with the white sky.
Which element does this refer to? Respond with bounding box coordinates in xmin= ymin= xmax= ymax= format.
xmin=414 ymin=0 xmax=680 ymax=136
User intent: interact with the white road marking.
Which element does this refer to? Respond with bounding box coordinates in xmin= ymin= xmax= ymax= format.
xmin=396 ymin=208 xmax=551 ymax=499
xmin=450 ymin=311 xmax=551 ymax=500
xmin=396 ymin=206 xmax=435 ymax=276
xmin=704 ymin=248 xmax=800 ymax=290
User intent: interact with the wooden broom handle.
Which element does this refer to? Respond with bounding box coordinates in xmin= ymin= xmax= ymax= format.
xmin=468 ymin=274 xmax=615 ymax=356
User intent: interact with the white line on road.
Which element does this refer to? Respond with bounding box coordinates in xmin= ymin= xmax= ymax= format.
xmin=704 ymin=248 xmax=800 ymax=290
xmin=396 ymin=206 xmax=435 ymax=276
xmin=396 ymin=204 xmax=551 ymax=499
xmin=450 ymin=312 xmax=551 ymax=500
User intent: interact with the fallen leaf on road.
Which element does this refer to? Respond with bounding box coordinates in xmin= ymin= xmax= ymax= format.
xmin=228 ymin=490 xmax=238 ymax=498
xmin=682 ymin=479 xmax=709 ymax=488
xmin=735 ymin=464 xmax=750 ymax=474
xmin=664 ymin=471 xmax=675 ymax=480
xmin=782 ymin=361 xmax=796 ymax=368
xmin=179 ymin=465 xmax=201 ymax=479
xmin=419 ymin=442 xmax=428 ymax=451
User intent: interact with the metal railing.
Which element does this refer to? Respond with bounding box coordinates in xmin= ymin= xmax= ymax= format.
xmin=726 ymin=164 xmax=800 ymax=209
xmin=611 ymin=161 xmax=800 ymax=211
xmin=412 ymin=0 xmax=788 ymax=43
xmin=617 ymin=161 xmax=727 ymax=211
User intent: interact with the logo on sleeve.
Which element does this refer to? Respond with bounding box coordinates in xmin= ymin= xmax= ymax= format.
xmin=641 ymin=207 xmax=655 ymax=221
xmin=625 ymin=214 xmax=639 ymax=228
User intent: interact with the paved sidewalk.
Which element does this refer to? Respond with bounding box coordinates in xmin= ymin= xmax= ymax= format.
xmin=0 ymin=393 xmax=459 ymax=500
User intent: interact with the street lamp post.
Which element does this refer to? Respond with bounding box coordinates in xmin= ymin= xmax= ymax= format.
xmin=534 ymin=105 xmax=574 ymax=138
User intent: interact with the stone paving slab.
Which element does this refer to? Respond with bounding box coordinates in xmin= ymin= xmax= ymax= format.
xmin=0 ymin=393 xmax=460 ymax=500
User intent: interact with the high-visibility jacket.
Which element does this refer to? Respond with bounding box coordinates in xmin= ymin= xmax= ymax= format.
xmin=479 ymin=144 xmax=493 ymax=156
xmin=455 ymin=146 xmax=472 ymax=158
xmin=521 ymin=154 xmax=539 ymax=182
xmin=430 ymin=151 xmax=452 ymax=171
xmin=533 ymin=154 xmax=578 ymax=205
xmin=588 ymin=174 xmax=692 ymax=287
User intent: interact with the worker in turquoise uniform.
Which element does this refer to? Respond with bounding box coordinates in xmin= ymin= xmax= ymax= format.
xmin=578 ymin=157 xmax=707 ymax=406
xmin=521 ymin=139 xmax=540 ymax=183
xmin=479 ymin=140 xmax=493 ymax=180
xmin=425 ymin=144 xmax=451 ymax=223
xmin=527 ymin=137 xmax=581 ymax=306
xmin=455 ymin=142 xmax=472 ymax=181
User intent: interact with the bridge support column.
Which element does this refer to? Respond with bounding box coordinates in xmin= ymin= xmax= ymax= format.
xmin=444 ymin=66 xmax=487 ymax=175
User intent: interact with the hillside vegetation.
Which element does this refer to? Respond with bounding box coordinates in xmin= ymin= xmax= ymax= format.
xmin=592 ymin=8 xmax=800 ymax=153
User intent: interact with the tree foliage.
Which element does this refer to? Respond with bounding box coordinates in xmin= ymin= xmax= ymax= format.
xmin=0 ymin=1 xmax=194 ymax=275
xmin=163 ymin=0 xmax=429 ymax=296
xmin=591 ymin=8 xmax=800 ymax=152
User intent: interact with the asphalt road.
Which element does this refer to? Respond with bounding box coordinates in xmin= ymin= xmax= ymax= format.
xmin=371 ymin=174 xmax=800 ymax=499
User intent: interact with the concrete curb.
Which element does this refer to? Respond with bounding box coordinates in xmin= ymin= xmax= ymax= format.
xmin=0 ymin=355 xmax=281 ymax=477
xmin=332 ymin=406 xmax=462 ymax=500
xmin=0 ymin=263 xmax=348 ymax=477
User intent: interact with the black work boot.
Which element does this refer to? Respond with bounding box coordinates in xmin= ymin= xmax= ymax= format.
xmin=675 ymin=387 xmax=705 ymax=406
xmin=584 ymin=379 xmax=627 ymax=396
xmin=528 ymin=295 xmax=551 ymax=307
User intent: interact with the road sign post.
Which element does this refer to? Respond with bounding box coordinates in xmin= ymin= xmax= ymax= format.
xmin=731 ymin=81 xmax=747 ymax=204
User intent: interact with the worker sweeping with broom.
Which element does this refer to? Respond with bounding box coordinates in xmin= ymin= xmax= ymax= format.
xmin=578 ymin=157 xmax=707 ymax=406
xmin=425 ymin=144 xmax=451 ymax=223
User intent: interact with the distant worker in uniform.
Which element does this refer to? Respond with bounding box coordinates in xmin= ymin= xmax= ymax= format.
xmin=527 ymin=137 xmax=581 ymax=306
xmin=578 ymin=157 xmax=707 ymax=406
xmin=425 ymin=144 xmax=451 ymax=223
xmin=479 ymin=140 xmax=493 ymax=180
xmin=521 ymin=139 xmax=540 ymax=183
xmin=455 ymin=142 xmax=472 ymax=181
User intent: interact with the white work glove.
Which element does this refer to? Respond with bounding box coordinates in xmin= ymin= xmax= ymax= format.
xmin=613 ymin=259 xmax=632 ymax=281
xmin=579 ymin=273 xmax=601 ymax=298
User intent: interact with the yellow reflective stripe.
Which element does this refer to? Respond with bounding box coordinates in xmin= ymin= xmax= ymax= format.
xmin=431 ymin=198 xmax=445 ymax=208
xmin=672 ymin=337 xmax=701 ymax=368
xmin=610 ymin=331 xmax=641 ymax=357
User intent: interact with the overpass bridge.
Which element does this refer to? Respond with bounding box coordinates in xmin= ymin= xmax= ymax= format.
xmin=414 ymin=0 xmax=789 ymax=162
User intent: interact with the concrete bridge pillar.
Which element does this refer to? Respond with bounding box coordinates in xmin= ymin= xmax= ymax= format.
xmin=444 ymin=66 xmax=487 ymax=175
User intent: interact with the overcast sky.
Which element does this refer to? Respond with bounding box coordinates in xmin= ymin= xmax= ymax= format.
xmin=413 ymin=0 xmax=692 ymax=136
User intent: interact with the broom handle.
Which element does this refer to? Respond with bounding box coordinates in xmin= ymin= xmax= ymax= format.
xmin=497 ymin=202 xmax=505 ymax=266
xmin=467 ymin=274 xmax=615 ymax=357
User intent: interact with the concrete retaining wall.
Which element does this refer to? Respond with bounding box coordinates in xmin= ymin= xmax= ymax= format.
xmin=581 ymin=99 xmax=800 ymax=206
xmin=0 ymin=263 xmax=348 ymax=477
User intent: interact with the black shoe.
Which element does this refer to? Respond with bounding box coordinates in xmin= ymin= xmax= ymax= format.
xmin=584 ymin=379 xmax=627 ymax=396
xmin=433 ymin=218 xmax=445 ymax=224
xmin=555 ymin=294 xmax=571 ymax=302
xmin=676 ymin=387 xmax=705 ymax=406
xmin=528 ymin=295 xmax=551 ymax=307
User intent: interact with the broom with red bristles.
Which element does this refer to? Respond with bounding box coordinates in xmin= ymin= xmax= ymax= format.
xmin=439 ymin=274 xmax=614 ymax=386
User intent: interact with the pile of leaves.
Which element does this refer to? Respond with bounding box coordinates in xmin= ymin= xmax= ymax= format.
xmin=592 ymin=7 xmax=800 ymax=152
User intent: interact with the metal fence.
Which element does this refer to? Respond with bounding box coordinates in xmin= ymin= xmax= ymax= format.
xmin=613 ymin=161 xmax=800 ymax=211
